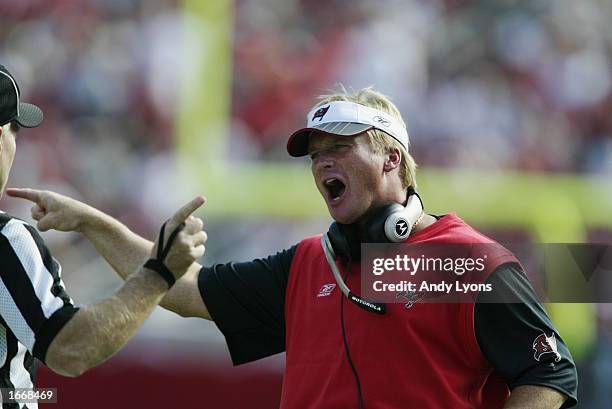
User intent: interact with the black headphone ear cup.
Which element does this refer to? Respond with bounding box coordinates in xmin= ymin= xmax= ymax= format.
xmin=327 ymin=222 xmax=360 ymax=262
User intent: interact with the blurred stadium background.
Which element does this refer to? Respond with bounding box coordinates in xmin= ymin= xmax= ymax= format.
xmin=1 ymin=0 xmax=611 ymax=407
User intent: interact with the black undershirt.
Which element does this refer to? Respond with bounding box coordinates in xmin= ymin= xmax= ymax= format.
xmin=199 ymin=245 xmax=578 ymax=407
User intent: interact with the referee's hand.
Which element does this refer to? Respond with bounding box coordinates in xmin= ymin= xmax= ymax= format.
xmin=151 ymin=196 xmax=207 ymax=280
xmin=6 ymin=188 xmax=91 ymax=232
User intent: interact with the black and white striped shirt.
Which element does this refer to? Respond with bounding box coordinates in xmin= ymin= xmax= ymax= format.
xmin=0 ymin=212 xmax=78 ymax=409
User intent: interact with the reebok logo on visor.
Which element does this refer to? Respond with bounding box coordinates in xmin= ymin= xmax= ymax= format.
xmin=312 ymin=106 xmax=330 ymax=122
xmin=373 ymin=116 xmax=391 ymax=127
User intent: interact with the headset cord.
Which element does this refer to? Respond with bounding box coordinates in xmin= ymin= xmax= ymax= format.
xmin=340 ymin=270 xmax=364 ymax=409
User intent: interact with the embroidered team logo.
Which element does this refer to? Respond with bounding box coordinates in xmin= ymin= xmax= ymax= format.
xmin=532 ymin=333 xmax=562 ymax=362
xmin=312 ymin=105 xmax=330 ymax=122
xmin=317 ymin=283 xmax=337 ymax=297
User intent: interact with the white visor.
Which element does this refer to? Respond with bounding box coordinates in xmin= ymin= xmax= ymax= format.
xmin=287 ymin=101 xmax=409 ymax=157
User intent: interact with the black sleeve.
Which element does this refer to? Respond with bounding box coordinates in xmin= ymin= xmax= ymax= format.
xmin=475 ymin=263 xmax=578 ymax=408
xmin=198 ymin=245 xmax=297 ymax=365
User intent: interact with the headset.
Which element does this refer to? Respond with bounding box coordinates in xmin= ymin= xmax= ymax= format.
xmin=320 ymin=188 xmax=424 ymax=409
xmin=321 ymin=188 xmax=424 ymax=314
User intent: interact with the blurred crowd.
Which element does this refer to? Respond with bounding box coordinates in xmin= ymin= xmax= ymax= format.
xmin=0 ymin=0 xmax=184 ymax=233
xmin=0 ymin=1 xmax=611 ymax=407
xmin=0 ymin=0 xmax=610 ymax=215
xmin=233 ymin=0 xmax=612 ymax=174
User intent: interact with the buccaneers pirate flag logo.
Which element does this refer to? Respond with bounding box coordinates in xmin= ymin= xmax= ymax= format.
xmin=312 ymin=105 xmax=330 ymax=121
xmin=532 ymin=332 xmax=562 ymax=362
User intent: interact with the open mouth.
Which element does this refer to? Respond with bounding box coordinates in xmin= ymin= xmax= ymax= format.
xmin=323 ymin=178 xmax=346 ymax=202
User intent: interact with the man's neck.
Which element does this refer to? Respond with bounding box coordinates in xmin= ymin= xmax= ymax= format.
xmin=411 ymin=213 xmax=438 ymax=234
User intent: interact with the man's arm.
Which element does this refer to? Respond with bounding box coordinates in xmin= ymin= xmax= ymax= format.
xmin=504 ymin=385 xmax=566 ymax=409
xmin=45 ymin=267 xmax=168 ymax=376
xmin=475 ymin=263 xmax=578 ymax=408
xmin=6 ymin=188 xmax=210 ymax=319
xmin=43 ymin=197 xmax=206 ymax=376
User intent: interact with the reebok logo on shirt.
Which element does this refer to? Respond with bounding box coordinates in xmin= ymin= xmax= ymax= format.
xmin=317 ymin=283 xmax=336 ymax=297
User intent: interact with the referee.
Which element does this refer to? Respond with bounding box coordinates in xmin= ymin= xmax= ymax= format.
xmin=0 ymin=65 xmax=206 ymax=408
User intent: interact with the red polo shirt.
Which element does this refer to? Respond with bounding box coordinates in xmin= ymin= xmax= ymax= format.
xmin=198 ymin=214 xmax=578 ymax=408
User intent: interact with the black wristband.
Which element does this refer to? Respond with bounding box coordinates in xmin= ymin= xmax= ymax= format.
xmin=144 ymin=259 xmax=176 ymax=288
xmin=144 ymin=220 xmax=187 ymax=288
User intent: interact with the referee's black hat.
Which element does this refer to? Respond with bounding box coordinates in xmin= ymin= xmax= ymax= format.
xmin=0 ymin=65 xmax=43 ymax=128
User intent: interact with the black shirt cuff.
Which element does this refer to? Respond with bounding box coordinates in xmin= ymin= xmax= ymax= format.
xmin=33 ymin=304 xmax=79 ymax=363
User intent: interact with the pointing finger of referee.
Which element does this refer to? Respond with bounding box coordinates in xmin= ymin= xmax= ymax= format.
xmin=6 ymin=188 xmax=43 ymax=204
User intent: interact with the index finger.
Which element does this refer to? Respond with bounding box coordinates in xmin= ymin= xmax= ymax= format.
xmin=170 ymin=196 xmax=206 ymax=224
xmin=6 ymin=188 xmax=43 ymax=203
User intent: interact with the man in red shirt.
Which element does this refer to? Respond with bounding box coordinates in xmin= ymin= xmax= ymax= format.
xmin=9 ymin=87 xmax=577 ymax=408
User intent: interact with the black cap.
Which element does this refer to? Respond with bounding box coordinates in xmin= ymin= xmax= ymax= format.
xmin=0 ymin=65 xmax=43 ymax=128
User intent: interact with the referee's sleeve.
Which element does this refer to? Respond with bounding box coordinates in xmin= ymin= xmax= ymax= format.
xmin=475 ymin=263 xmax=578 ymax=408
xmin=198 ymin=245 xmax=296 ymax=365
xmin=0 ymin=218 xmax=79 ymax=363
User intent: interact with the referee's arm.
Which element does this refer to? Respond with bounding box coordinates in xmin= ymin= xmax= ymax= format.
xmin=7 ymin=188 xmax=212 ymax=320
xmin=45 ymin=197 xmax=204 ymax=376
xmin=2 ymin=198 xmax=205 ymax=377
xmin=44 ymin=266 xmax=171 ymax=376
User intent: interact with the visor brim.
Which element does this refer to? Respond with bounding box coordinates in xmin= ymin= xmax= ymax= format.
xmin=287 ymin=122 xmax=373 ymax=157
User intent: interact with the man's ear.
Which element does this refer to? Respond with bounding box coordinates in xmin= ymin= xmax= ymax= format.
xmin=383 ymin=147 xmax=401 ymax=173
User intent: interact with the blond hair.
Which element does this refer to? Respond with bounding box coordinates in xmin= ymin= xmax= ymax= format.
xmin=314 ymin=85 xmax=417 ymax=189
